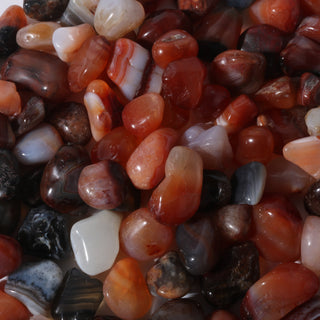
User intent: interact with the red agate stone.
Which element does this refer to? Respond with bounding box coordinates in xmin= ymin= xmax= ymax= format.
xmin=241 ymin=262 xmax=319 ymax=320
xmin=103 ymin=258 xmax=152 ymax=320
xmin=0 ymin=290 xmax=31 ymax=320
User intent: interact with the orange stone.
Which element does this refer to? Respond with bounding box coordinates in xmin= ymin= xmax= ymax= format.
xmin=0 ymin=290 xmax=31 ymax=320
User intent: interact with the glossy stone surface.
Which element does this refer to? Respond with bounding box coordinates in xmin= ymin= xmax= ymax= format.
xmin=304 ymin=179 xmax=320 ymax=216
xmin=0 ymin=80 xmax=21 ymax=116
xmin=23 ymin=0 xmax=69 ymax=21
xmin=0 ymin=290 xmax=31 ymax=320
xmin=146 ymin=250 xmax=193 ymax=299
xmin=241 ymin=262 xmax=319 ymax=320
xmin=176 ymin=215 xmax=219 ymax=275
xmin=298 ymin=73 xmax=320 ymax=108
xmin=40 ymin=145 xmax=90 ymax=214
xmin=231 ymin=161 xmax=266 ymax=205
xmin=103 ymin=258 xmax=152 ymax=320
xmin=150 ymin=299 xmax=205 ymax=320
xmin=51 ymin=268 xmax=103 ymax=320
xmin=5 ymin=260 xmax=63 ymax=316
xmin=202 ymin=241 xmax=260 ymax=308
xmin=17 ymin=204 xmax=69 ymax=260
xmin=0 ymin=149 xmax=20 ymax=200
xmin=0 ymin=199 xmax=21 ymax=235
xmin=48 ymin=101 xmax=92 ymax=145
xmin=1 ymin=49 xmax=70 ymax=101
xmin=70 ymin=210 xmax=122 ymax=275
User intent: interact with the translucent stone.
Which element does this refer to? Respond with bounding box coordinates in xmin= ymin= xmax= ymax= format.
xmin=16 ymin=22 xmax=60 ymax=52
xmin=231 ymin=161 xmax=266 ymax=205
xmin=5 ymin=260 xmax=63 ymax=316
xmin=70 ymin=210 xmax=122 ymax=276
xmin=0 ymin=80 xmax=21 ymax=116
xmin=297 ymin=72 xmax=320 ymax=108
xmin=297 ymin=15 xmax=320 ymax=43
xmin=51 ymin=268 xmax=103 ymax=320
xmin=52 ymin=23 xmax=96 ymax=62
xmin=301 ymin=216 xmax=320 ymax=276
xmin=282 ymin=295 xmax=320 ymax=319
xmin=103 ymin=258 xmax=152 ymax=320
xmin=142 ymin=63 xmax=164 ymax=95
xmin=17 ymin=205 xmax=69 ymax=260
xmin=60 ymin=0 xmax=99 ymax=25
xmin=107 ymin=38 xmax=150 ymax=101
xmin=180 ymin=125 xmax=233 ymax=170
xmin=241 ymin=262 xmax=319 ymax=320
xmin=0 ymin=290 xmax=31 ymax=320
xmin=305 ymin=107 xmax=320 ymax=136
xmin=283 ymin=136 xmax=320 ymax=179
xmin=13 ymin=123 xmax=63 ymax=166
xmin=94 ymin=0 xmax=145 ymax=41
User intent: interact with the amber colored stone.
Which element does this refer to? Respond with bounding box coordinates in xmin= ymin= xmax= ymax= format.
xmin=0 ymin=80 xmax=21 ymax=117
xmin=0 ymin=114 xmax=15 ymax=149
xmin=137 ymin=9 xmax=192 ymax=48
xmin=297 ymin=72 xmax=320 ymax=108
xmin=122 ymin=93 xmax=165 ymax=139
xmin=91 ymin=126 xmax=138 ymax=168
xmin=215 ymin=94 xmax=258 ymax=134
xmin=251 ymin=194 xmax=303 ymax=262
xmin=152 ymin=29 xmax=198 ymax=69
xmin=68 ymin=35 xmax=112 ymax=93
xmin=126 ymin=127 xmax=178 ymax=190
xmin=249 ymin=0 xmax=300 ymax=33
xmin=241 ymin=262 xmax=319 ymax=320
xmin=0 ymin=5 xmax=27 ymax=57
xmin=0 ymin=235 xmax=22 ymax=278
xmin=149 ymin=146 xmax=203 ymax=225
xmin=253 ymin=76 xmax=296 ymax=110
xmin=103 ymin=257 xmax=152 ymax=320
xmin=235 ymin=125 xmax=274 ymax=165
xmin=1 ymin=49 xmax=70 ymax=101
xmin=211 ymin=50 xmax=266 ymax=94
xmin=0 ymin=290 xmax=31 ymax=320
xmin=120 ymin=207 xmax=173 ymax=261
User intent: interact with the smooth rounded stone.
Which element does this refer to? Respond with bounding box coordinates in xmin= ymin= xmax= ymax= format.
xmin=304 ymin=179 xmax=320 ymax=216
xmin=150 ymin=299 xmax=205 ymax=320
xmin=48 ymin=101 xmax=91 ymax=145
xmin=17 ymin=204 xmax=69 ymax=260
xmin=52 ymin=23 xmax=96 ymax=62
xmin=1 ymin=49 xmax=70 ymax=101
xmin=0 ymin=79 xmax=21 ymax=117
xmin=0 ymin=199 xmax=21 ymax=235
xmin=282 ymin=295 xmax=320 ymax=319
xmin=70 ymin=210 xmax=122 ymax=276
xmin=16 ymin=22 xmax=60 ymax=52
xmin=231 ymin=161 xmax=266 ymax=205
xmin=5 ymin=260 xmax=63 ymax=316
xmin=213 ymin=204 xmax=252 ymax=243
xmin=305 ymin=107 xmax=320 ymax=136
xmin=23 ymin=0 xmax=69 ymax=21
xmin=13 ymin=123 xmax=63 ymax=166
xmin=176 ymin=215 xmax=220 ymax=276
xmin=0 ymin=149 xmax=20 ymax=200
xmin=146 ymin=251 xmax=194 ymax=299
xmin=51 ymin=268 xmax=103 ymax=320
xmin=180 ymin=125 xmax=233 ymax=170
xmin=301 ymin=216 xmax=320 ymax=276
xmin=0 ymin=113 xmax=15 ymax=148
xmin=297 ymin=72 xmax=320 ymax=108
xmin=94 ymin=0 xmax=145 ymax=41
xmin=0 ymin=290 xmax=31 ymax=320
xmin=199 ymin=170 xmax=232 ymax=211
xmin=201 ymin=241 xmax=260 ymax=309
xmin=11 ymin=96 xmax=45 ymax=137
xmin=40 ymin=145 xmax=90 ymax=214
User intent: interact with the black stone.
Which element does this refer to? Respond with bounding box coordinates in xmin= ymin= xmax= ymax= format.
xmin=0 ymin=26 xmax=19 ymax=57
xmin=0 ymin=198 xmax=21 ymax=235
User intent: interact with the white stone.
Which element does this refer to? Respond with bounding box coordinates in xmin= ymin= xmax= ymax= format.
xmin=305 ymin=106 xmax=320 ymax=136
xmin=70 ymin=210 xmax=122 ymax=276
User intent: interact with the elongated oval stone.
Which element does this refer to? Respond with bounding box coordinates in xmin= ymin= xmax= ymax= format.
xmin=70 ymin=210 xmax=122 ymax=276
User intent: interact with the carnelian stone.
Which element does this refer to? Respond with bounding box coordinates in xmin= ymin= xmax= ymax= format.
xmin=235 ymin=125 xmax=274 ymax=165
xmin=152 ymin=29 xmax=198 ymax=69
xmin=122 ymin=93 xmax=165 ymax=139
xmin=103 ymin=257 xmax=152 ymax=320
xmin=91 ymin=126 xmax=138 ymax=167
xmin=68 ymin=35 xmax=112 ymax=93
xmin=126 ymin=127 xmax=178 ymax=190
xmin=119 ymin=208 xmax=174 ymax=261
xmin=162 ymin=57 xmax=206 ymax=109
xmin=300 ymin=0 xmax=320 ymax=15
xmin=149 ymin=146 xmax=203 ymax=225
xmin=0 ymin=290 xmax=31 ymax=320
xmin=251 ymin=194 xmax=303 ymax=262
xmin=0 ymin=235 xmax=22 ymax=278
xmin=296 ymin=15 xmax=320 ymax=43
xmin=0 ymin=80 xmax=21 ymax=117
xmin=249 ymin=0 xmax=301 ymax=33
xmin=241 ymin=262 xmax=319 ymax=320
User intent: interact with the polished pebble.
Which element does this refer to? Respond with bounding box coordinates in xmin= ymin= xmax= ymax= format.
xmin=304 ymin=179 xmax=320 ymax=216
xmin=70 ymin=210 xmax=122 ymax=276
xmin=0 ymin=290 xmax=31 ymax=320
xmin=0 ymin=80 xmax=21 ymax=117
xmin=282 ymin=295 xmax=320 ymax=319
